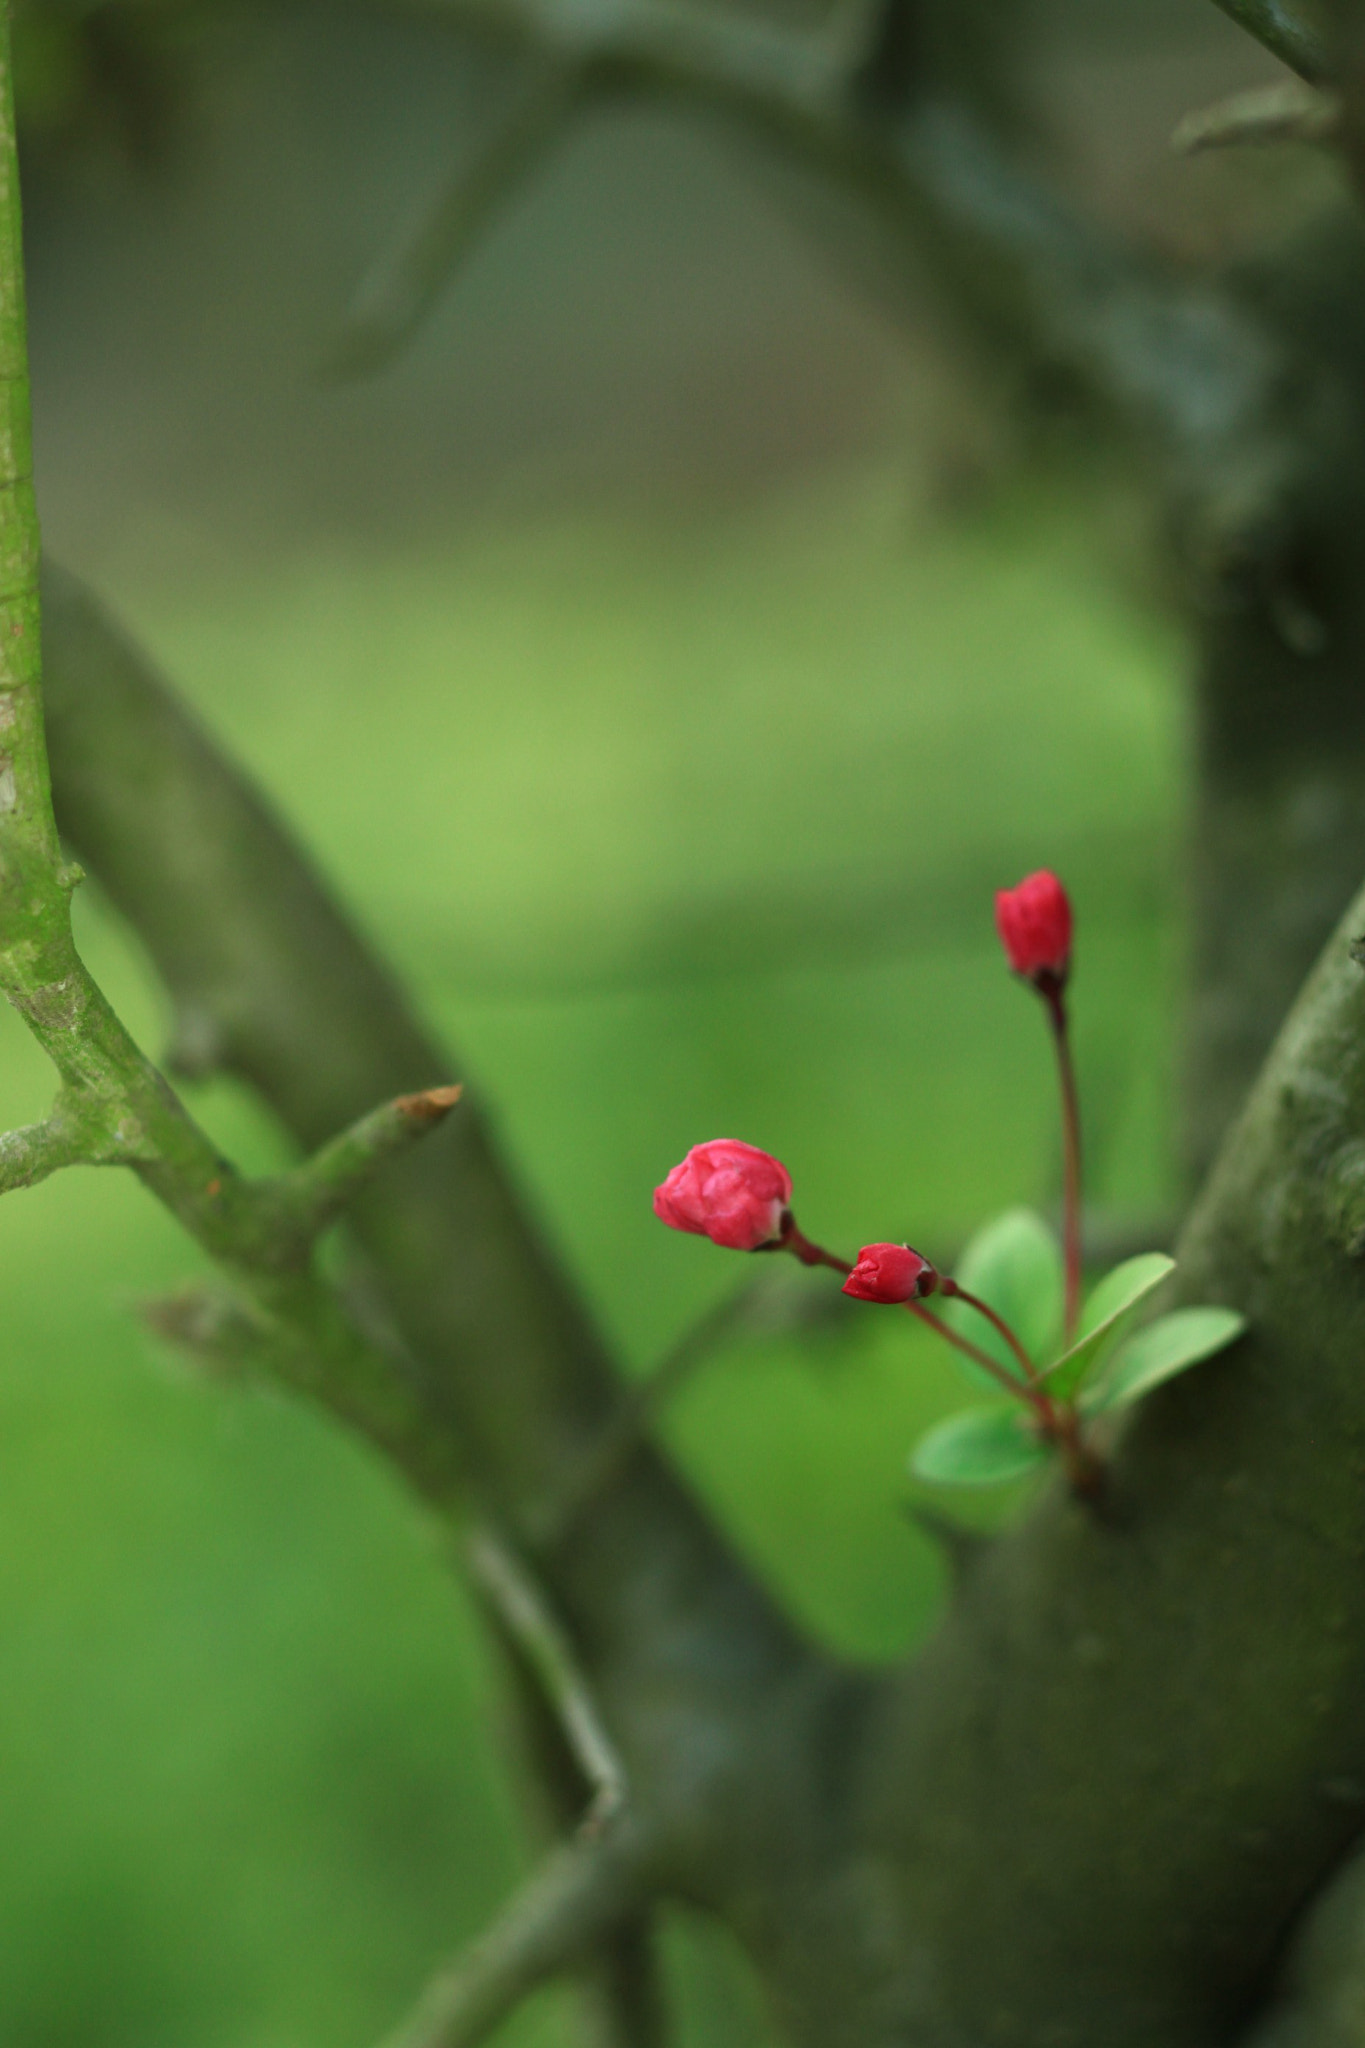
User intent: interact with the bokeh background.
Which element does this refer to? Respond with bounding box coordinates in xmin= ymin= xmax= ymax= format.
xmin=0 ymin=2 xmax=1334 ymax=2041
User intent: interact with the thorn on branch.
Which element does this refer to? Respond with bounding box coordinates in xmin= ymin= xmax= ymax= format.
xmin=263 ymin=1083 xmax=463 ymax=1255
xmin=1172 ymin=79 xmax=1340 ymax=155
xmin=377 ymin=1832 xmax=649 ymax=2048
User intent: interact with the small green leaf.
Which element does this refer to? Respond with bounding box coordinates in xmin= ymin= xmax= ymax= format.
xmin=1041 ymin=1252 xmax=1175 ymax=1399
xmin=940 ymin=1208 xmax=1063 ymax=1388
xmin=910 ymin=1404 xmax=1052 ymax=1486
xmin=1084 ymin=1307 xmax=1246 ymax=1414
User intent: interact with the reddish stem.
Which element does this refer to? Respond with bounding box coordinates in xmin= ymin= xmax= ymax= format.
xmin=784 ymin=1222 xmax=1047 ymax=1413
xmin=908 ymin=1301 xmax=1044 ymax=1407
xmin=1051 ymin=1400 xmax=1104 ymax=1501
xmin=1044 ymin=985 xmax=1083 ymax=1345
xmin=939 ymin=1279 xmax=1038 ymax=1383
xmin=783 ymin=1223 xmax=852 ymax=1276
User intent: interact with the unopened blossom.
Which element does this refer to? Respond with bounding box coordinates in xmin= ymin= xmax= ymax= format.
xmin=995 ymin=870 xmax=1073 ymax=987
xmin=653 ymin=1139 xmax=792 ymax=1252
xmin=842 ymin=1243 xmax=937 ymax=1304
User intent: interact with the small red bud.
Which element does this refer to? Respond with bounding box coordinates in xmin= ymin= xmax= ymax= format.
xmin=653 ymin=1140 xmax=792 ymax=1252
xmin=995 ymin=870 xmax=1072 ymax=988
xmin=842 ymin=1243 xmax=937 ymax=1304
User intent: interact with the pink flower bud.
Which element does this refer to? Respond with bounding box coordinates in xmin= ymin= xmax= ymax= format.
xmin=653 ymin=1139 xmax=793 ymax=1252
xmin=995 ymin=870 xmax=1073 ymax=986
xmin=842 ymin=1243 xmax=937 ymax=1303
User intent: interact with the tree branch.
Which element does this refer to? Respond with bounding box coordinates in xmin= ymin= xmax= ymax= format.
xmin=377 ymin=1831 xmax=650 ymax=2048
xmin=466 ymin=1524 xmax=628 ymax=1831
xmin=261 ymin=1082 xmax=463 ymax=1254
xmin=1207 ymin=0 xmax=1331 ymax=83
xmin=39 ymin=561 xmax=838 ymax=2007
xmin=1172 ymin=78 xmax=1341 ymax=153
xmin=329 ymin=62 xmax=588 ymax=377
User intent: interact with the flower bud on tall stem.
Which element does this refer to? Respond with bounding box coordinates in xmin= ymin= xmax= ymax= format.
xmin=996 ymin=871 xmax=1082 ymax=1343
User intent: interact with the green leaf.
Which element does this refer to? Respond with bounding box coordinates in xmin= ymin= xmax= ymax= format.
xmin=1040 ymin=1252 xmax=1175 ymax=1400
xmin=1084 ymin=1307 xmax=1246 ymax=1414
xmin=910 ymin=1404 xmax=1052 ymax=1486
xmin=940 ymin=1208 xmax=1063 ymax=1388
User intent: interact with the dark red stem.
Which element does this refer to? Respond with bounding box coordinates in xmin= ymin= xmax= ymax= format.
xmin=783 ymin=1222 xmax=852 ymax=1276
xmin=784 ymin=1222 xmax=1047 ymax=1412
xmin=1044 ymin=985 xmax=1083 ymax=1345
xmin=908 ymin=1301 xmax=1045 ymax=1407
xmin=939 ymin=1279 xmax=1038 ymax=1383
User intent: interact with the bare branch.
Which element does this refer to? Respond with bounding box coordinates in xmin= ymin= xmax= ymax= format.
xmin=328 ymin=64 xmax=587 ymax=377
xmin=467 ymin=1524 xmax=628 ymax=1831
xmin=378 ymin=1832 xmax=648 ymax=2048
xmin=1173 ymin=79 xmax=1341 ymax=153
xmin=1207 ymin=0 xmax=1331 ymax=83
xmin=0 ymin=1101 xmax=124 ymax=1190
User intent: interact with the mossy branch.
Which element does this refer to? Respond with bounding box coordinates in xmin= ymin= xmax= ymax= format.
xmin=0 ymin=10 xmax=477 ymax=1503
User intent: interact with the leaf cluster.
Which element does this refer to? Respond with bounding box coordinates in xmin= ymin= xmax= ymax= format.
xmin=913 ymin=1211 xmax=1245 ymax=1486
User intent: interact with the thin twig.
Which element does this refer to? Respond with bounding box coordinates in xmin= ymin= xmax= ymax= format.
xmin=467 ymin=1525 xmax=628 ymax=1831
xmin=377 ymin=1832 xmax=646 ymax=2048
xmin=329 ymin=63 xmax=587 ymax=376
xmin=1173 ymin=79 xmax=1340 ymax=154
xmin=1206 ymin=0 xmax=1331 ymax=84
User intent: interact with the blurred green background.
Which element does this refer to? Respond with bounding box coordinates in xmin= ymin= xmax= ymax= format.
xmin=0 ymin=0 xmax=1310 ymax=2042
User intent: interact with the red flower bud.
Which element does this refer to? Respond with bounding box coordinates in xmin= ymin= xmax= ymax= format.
xmin=995 ymin=870 xmax=1073 ymax=987
xmin=842 ymin=1243 xmax=937 ymax=1304
xmin=653 ymin=1140 xmax=792 ymax=1252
